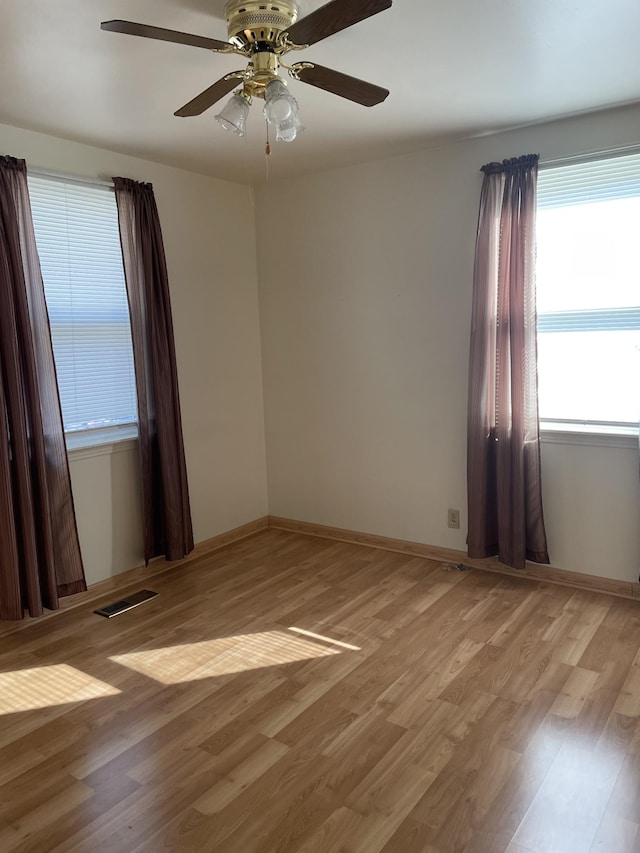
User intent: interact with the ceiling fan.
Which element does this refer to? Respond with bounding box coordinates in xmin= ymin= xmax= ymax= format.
xmin=101 ymin=0 xmax=392 ymax=142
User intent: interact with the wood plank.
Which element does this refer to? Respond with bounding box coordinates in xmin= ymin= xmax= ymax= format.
xmin=512 ymin=739 xmax=625 ymax=853
xmin=0 ymin=529 xmax=638 ymax=852
xmin=549 ymin=666 xmax=600 ymax=718
xmin=615 ymin=665 xmax=640 ymax=716
xmin=192 ymin=737 xmax=290 ymax=814
xmin=589 ymin=810 xmax=639 ymax=852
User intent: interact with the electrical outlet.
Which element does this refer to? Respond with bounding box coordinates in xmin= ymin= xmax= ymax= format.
xmin=447 ymin=508 xmax=460 ymax=529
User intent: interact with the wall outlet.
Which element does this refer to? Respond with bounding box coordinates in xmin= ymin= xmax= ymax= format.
xmin=447 ymin=508 xmax=460 ymax=529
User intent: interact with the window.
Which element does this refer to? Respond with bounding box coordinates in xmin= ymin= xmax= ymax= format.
xmin=536 ymin=152 xmax=640 ymax=434
xmin=28 ymin=175 xmax=137 ymax=445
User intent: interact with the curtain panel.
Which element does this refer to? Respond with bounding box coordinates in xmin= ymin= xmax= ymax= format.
xmin=113 ymin=177 xmax=194 ymax=564
xmin=0 ymin=156 xmax=86 ymax=620
xmin=467 ymin=155 xmax=549 ymax=570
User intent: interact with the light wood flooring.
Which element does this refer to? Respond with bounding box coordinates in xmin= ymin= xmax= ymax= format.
xmin=1 ymin=529 xmax=640 ymax=852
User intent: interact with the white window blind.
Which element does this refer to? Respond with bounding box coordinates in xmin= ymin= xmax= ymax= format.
xmin=28 ymin=175 xmax=138 ymax=435
xmin=536 ymin=151 xmax=640 ymax=430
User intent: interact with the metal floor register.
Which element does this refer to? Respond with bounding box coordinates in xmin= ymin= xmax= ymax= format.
xmin=94 ymin=589 xmax=158 ymax=618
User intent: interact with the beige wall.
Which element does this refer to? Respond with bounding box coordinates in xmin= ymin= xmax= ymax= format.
xmin=255 ymin=104 xmax=640 ymax=583
xmin=3 ymin=104 xmax=639 ymax=589
xmin=0 ymin=122 xmax=268 ymax=586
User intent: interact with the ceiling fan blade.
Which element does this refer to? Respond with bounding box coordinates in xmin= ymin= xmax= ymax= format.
xmin=174 ymin=75 xmax=242 ymax=117
xmin=101 ymin=20 xmax=231 ymax=52
xmin=285 ymin=0 xmax=392 ymax=47
xmin=292 ymin=63 xmax=389 ymax=107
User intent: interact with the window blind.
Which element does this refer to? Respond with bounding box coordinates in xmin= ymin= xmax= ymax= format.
xmin=538 ymin=150 xmax=640 ymax=208
xmin=28 ymin=175 xmax=138 ymax=434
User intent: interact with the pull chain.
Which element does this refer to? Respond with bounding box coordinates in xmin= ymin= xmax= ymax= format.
xmin=265 ymin=121 xmax=271 ymax=183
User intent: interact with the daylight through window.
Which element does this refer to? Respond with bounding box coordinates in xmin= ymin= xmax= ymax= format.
xmin=28 ymin=175 xmax=138 ymax=438
xmin=536 ymin=152 xmax=640 ymax=432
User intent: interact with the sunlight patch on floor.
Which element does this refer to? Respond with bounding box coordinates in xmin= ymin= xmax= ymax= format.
xmin=0 ymin=664 xmax=121 ymax=714
xmin=110 ymin=629 xmax=342 ymax=684
xmin=288 ymin=626 xmax=361 ymax=651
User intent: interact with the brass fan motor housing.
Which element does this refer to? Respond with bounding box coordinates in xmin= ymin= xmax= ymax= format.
xmin=224 ymin=1 xmax=299 ymax=46
xmin=244 ymin=50 xmax=281 ymax=99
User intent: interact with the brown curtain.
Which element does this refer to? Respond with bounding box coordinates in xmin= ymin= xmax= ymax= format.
xmin=0 ymin=156 xmax=86 ymax=620
xmin=467 ymin=155 xmax=549 ymax=570
xmin=113 ymin=177 xmax=194 ymax=564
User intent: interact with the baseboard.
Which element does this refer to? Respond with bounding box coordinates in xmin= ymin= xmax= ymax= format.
xmin=268 ymin=516 xmax=640 ymax=602
xmin=0 ymin=516 xmax=269 ymax=637
xmin=4 ymin=512 xmax=636 ymax=636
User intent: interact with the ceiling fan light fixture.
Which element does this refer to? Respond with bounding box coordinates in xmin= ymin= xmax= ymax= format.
xmin=264 ymin=79 xmax=295 ymax=124
xmin=101 ymin=0 xmax=393 ymax=142
xmin=264 ymin=79 xmax=303 ymax=142
xmin=215 ymin=92 xmax=251 ymax=136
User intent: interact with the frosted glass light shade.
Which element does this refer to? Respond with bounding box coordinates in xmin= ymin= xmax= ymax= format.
xmin=264 ymin=79 xmax=303 ymax=143
xmin=264 ymin=80 xmax=295 ymax=125
xmin=275 ymin=112 xmax=303 ymax=142
xmin=215 ymin=94 xmax=250 ymax=136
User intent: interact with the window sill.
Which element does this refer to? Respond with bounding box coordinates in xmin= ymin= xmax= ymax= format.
xmin=540 ymin=423 xmax=638 ymax=449
xmin=66 ymin=425 xmax=139 ymax=461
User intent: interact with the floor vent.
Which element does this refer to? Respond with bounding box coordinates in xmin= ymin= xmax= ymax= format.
xmin=94 ymin=589 xmax=158 ymax=618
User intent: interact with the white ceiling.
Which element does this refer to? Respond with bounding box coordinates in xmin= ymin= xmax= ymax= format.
xmin=3 ymin=0 xmax=640 ymax=184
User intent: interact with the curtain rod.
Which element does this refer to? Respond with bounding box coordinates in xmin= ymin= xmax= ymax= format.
xmin=540 ymin=142 xmax=640 ymax=169
xmin=27 ymin=167 xmax=114 ymax=189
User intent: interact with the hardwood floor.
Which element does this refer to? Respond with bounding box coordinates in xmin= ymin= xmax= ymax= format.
xmin=1 ymin=529 xmax=640 ymax=852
